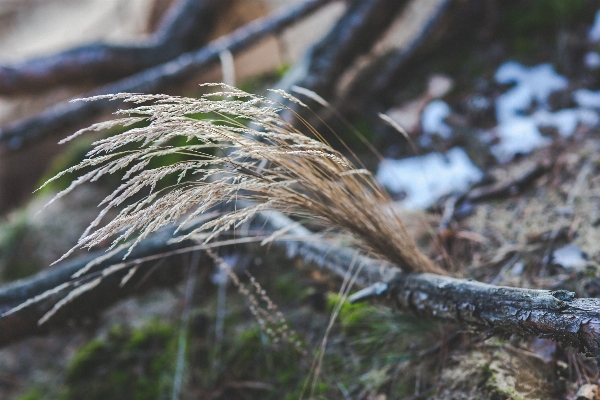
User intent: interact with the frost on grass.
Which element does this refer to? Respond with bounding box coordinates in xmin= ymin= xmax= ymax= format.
xmin=45 ymin=84 xmax=443 ymax=275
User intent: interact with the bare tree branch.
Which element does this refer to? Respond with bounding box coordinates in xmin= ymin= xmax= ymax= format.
xmin=367 ymin=0 xmax=456 ymax=103
xmin=337 ymin=0 xmax=484 ymax=116
xmin=260 ymin=211 xmax=600 ymax=362
xmin=0 ymin=0 xmax=335 ymax=152
xmin=0 ymin=0 xmax=232 ymax=95
xmin=3 ymin=207 xmax=600 ymax=361
xmin=0 ymin=221 xmax=202 ymax=347
xmin=277 ymin=0 xmax=409 ymax=100
xmin=384 ymin=273 xmax=600 ymax=360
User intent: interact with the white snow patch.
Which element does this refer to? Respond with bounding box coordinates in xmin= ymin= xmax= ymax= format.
xmin=552 ymin=244 xmax=588 ymax=271
xmin=532 ymin=108 xmax=599 ymax=137
xmin=421 ymin=100 xmax=452 ymax=143
xmin=589 ymin=10 xmax=600 ymax=42
xmin=574 ymin=89 xmax=600 ymax=109
xmin=584 ymin=51 xmax=600 ymax=69
xmin=376 ymin=147 xmax=483 ymax=209
xmin=492 ymin=116 xmax=550 ymax=162
xmin=492 ymin=62 xmax=599 ymax=161
xmin=495 ymin=62 xmax=568 ymax=121
xmin=578 ymin=108 xmax=600 ymax=126
xmin=495 ymin=83 xmax=534 ymax=123
xmin=510 ymin=262 xmax=524 ymax=277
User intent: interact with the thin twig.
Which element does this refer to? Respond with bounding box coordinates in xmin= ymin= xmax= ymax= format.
xmin=465 ymin=162 xmax=551 ymax=203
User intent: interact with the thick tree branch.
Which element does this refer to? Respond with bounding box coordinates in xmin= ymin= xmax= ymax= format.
xmin=338 ymin=0 xmax=485 ymax=116
xmin=0 ymin=0 xmax=335 ymax=152
xmin=0 ymin=222 xmax=202 ymax=347
xmin=324 ymin=0 xmax=454 ymax=119
xmin=0 ymin=0 xmax=231 ymax=95
xmin=262 ymin=211 xmax=600 ymax=361
xmin=384 ymin=273 xmax=600 ymax=360
xmin=1 ymin=208 xmax=600 ymax=360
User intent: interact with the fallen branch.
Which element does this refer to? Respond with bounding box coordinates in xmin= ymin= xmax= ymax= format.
xmin=2 ymin=208 xmax=600 ymax=360
xmin=300 ymin=0 xmax=459 ymax=147
xmin=0 ymin=0 xmax=231 ymax=95
xmin=2 ymin=79 xmax=598 ymax=361
xmin=0 ymin=222 xmax=202 ymax=346
xmin=337 ymin=0 xmax=485 ymax=116
xmin=260 ymin=211 xmax=600 ymax=361
xmin=367 ymin=0 xmax=456 ymax=104
xmin=277 ymin=0 xmax=409 ymax=101
xmin=383 ymin=273 xmax=600 ymax=360
xmin=329 ymin=0 xmax=455 ymax=119
xmin=0 ymin=0 xmax=334 ymax=151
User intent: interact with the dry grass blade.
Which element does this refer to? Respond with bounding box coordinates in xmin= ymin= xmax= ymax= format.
xmin=47 ymin=83 xmax=444 ymax=275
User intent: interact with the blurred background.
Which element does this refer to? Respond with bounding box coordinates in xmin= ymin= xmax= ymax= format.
xmin=1 ymin=0 xmax=600 ymax=399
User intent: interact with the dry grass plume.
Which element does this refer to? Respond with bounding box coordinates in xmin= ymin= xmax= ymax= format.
xmin=44 ymin=83 xmax=444 ymax=275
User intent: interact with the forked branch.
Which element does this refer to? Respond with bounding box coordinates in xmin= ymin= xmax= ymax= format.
xmin=277 ymin=0 xmax=409 ymax=99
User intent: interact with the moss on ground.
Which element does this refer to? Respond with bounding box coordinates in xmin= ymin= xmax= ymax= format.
xmin=63 ymin=321 xmax=176 ymax=400
xmin=14 ymin=389 xmax=45 ymax=400
xmin=0 ymin=211 xmax=43 ymax=281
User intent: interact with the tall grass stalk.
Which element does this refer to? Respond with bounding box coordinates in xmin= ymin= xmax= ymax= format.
xmin=43 ymin=83 xmax=444 ymax=276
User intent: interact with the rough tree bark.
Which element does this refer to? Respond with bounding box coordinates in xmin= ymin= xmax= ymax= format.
xmin=261 ymin=211 xmax=600 ymax=362
xmin=2 ymin=208 xmax=600 ymax=362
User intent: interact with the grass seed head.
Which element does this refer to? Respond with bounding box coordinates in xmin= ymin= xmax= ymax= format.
xmin=50 ymin=84 xmax=444 ymax=274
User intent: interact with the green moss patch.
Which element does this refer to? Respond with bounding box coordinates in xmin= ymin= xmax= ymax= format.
xmin=64 ymin=321 xmax=177 ymax=400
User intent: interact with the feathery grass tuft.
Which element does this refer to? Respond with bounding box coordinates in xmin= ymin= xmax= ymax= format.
xmin=45 ymin=84 xmax=444 ymax=275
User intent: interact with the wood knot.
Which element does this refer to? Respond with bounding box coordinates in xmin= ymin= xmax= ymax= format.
xmin=550 ymin=290 xmax=575 ymax=302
